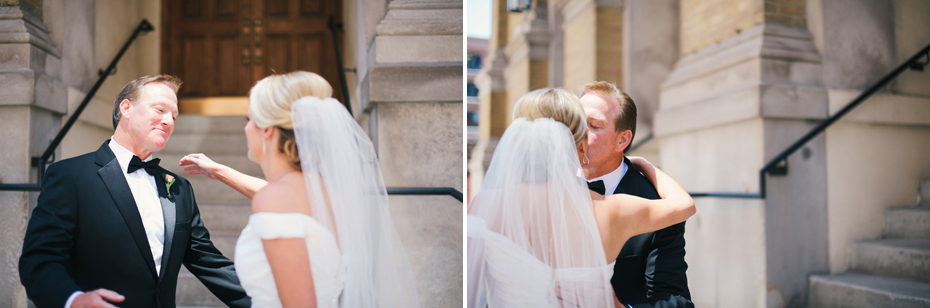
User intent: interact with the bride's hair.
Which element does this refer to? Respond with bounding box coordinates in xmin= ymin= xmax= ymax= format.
xmin=249 ymin=71 xmax=334 ymax=170
xmin=512 ymin=87 xmax=587 ymax=146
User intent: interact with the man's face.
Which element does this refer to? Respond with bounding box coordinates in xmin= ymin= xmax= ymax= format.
xmin=580 ymin=93 xmax=628 ymax=173
xmin=121 ymin=82 xmax=178 ymax=155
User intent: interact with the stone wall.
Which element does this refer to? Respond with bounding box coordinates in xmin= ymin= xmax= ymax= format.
xmin=358 ymin=0 xmax=464 ymax=306
xmin=0 ymin=0 xmax=64 ymax=306
xmin=808 ymin=0 xmax=930 ymax=275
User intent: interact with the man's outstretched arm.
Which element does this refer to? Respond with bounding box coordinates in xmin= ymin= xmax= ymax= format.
xmin=181 ymin=182 xmax=251 ymax=308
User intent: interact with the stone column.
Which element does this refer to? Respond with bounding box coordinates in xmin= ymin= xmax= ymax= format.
xmin=559 ymin=0 xmax=623 ymax=93
xmin=655 ymin=0 xmax=827 ymax=306
xmin=469 ymin=0 xmax=509 ymax=199
xmin=620 ymin=0 xmax=678 ymax=161
xmin=365 ymin=1 xmax=463 ymax=307
xmin=0 ymin=1 xmax=65 ymax=307
xmin=504 ymin=0 xmax=550 ymax=109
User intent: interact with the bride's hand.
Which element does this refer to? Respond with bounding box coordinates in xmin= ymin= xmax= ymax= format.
xmin=180 ymin=153 xmax=223 ymax=180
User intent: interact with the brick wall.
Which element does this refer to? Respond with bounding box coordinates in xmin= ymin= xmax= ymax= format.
xmin=681 ymin=0 xmax=805 ymax=55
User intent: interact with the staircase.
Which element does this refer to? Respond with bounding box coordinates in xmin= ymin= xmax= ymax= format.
xmin=158 ymin=115 xmax=259 ymax=307
xmin=809 ymin=179 xmax=930 ymax=307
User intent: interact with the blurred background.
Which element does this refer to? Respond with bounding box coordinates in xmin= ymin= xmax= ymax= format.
xmin=0 ymin=0 xmax=463 ymax=307
xmin=467 ymin=0 xmax=930 ymax=307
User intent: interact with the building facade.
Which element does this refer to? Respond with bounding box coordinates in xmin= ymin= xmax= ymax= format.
xmin=0 ymin=0 xmax=463 ymax=307
xmin=470 ymin=0 xmax=930 ymax=306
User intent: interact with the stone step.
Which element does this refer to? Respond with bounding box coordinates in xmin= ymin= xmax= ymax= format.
xmin=176 ymin=267 xmax=226 ymax=307
xmin=921 ymin=179 xmax=930 ymax=205
xmin=198 ymin=204 xmax=252 ymax=233
xmin=155 ymin=154 xmax=264 ymax=179
xmin=809 ymin=272 xmax=930 ymax=308
xmin=174 ymin=115 xmax=248 ymax=134
xmin=161 ymin=133 xmax=249 ymax=156
xmin=884 ymin=206 xmax=930 ymax=240
xmin=183 ymin=177 xmax=253 ymax=206
xmin=848 ymin=239 xmax=930 ymax=284
xmin=205 ymin=232 xmax=239 ymax=261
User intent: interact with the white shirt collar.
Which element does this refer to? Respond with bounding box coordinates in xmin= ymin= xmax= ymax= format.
xmin=109 ymin=137 xmax=154 ymax=174
xmin=587 ymin=160 xmax=628 ymax=195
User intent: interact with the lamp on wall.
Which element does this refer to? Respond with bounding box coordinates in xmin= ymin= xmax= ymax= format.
xmin=508 ymin=0 xmax=531 ymax=12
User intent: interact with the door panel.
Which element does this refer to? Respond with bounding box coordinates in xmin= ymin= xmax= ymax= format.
xmin=164 ymin=0 xmax=343 ymax=114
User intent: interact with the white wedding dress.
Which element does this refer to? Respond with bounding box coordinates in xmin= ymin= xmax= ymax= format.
xmin=235 ymin=212 xmax=346 ymax=307
xmin=232 ymin=96 xmax=419 ymax=308
xmin=467 ymin=118 xmax=617 ymax=307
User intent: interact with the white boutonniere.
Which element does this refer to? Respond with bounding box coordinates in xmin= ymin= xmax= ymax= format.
xmin=164 ymin=173 xmax=176 ymax=198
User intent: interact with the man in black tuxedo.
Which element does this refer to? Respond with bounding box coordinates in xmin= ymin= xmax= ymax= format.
xmin=580 ymin=81 xmax=693 ymax=308
xmin=19 ymin=75 xmax=250 ymax=308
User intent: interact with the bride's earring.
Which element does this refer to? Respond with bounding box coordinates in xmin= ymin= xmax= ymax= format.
xmin=582 ymin=154 xmax=589 ymax=165
xmin=262 ymin=140 xmax=267 ymax=154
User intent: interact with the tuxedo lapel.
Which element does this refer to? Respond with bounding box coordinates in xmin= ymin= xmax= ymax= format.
xmin=156 ymin=170 xmax=176 ymax=280
xmin=612 ymin=157 xmax=633 ymax=195
xmin=95 ymin=142 xmax=158 ymax=278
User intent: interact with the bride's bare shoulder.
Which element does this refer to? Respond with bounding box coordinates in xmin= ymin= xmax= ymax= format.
xmin=251 ymin=175 xmax=309 ymax=214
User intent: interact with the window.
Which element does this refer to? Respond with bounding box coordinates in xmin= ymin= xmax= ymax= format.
xmin=467 ymin=54 xmax=482 ymax=70
xmin=467 ymin=83 xmax=479 ymax=97
xmin=467 ymin=112 xmax=479 ymax=126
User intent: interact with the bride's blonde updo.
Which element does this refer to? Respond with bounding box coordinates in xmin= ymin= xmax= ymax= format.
xmin=512 ymin=88 xmax=587 ymax=146
xmin=249 ymin=71 xmax=334 ymax=170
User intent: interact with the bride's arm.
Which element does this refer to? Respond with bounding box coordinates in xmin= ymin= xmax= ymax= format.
xmin=591 ymin=158 xmax=694 ymax=238
xmin=253 ymin=186 xmax=317 ymax=308
xmin=180 ymin=153 xmax=267 ymax=199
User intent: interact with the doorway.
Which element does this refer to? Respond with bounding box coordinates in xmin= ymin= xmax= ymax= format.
xmin=162 ymin=0 xmax=344 ymax=115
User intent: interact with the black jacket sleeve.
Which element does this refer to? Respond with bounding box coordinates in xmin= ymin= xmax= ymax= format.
xmin=639 ymin=222 xmax=694 ymax=308
xmin=181 ymin=183 xmax=251 ymax=308
xmin=19 ymin=163 xmax=84 ymax=308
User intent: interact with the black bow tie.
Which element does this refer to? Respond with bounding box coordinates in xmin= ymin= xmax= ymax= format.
xmin=587 ymin=180 xmax=606 ymax=195
xmin=127 ymin=156 xmax=161 ymax=176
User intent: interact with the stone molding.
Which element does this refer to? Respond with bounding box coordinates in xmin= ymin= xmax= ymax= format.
xmin=663 ymin=24 xmax=821 ymax=90
xmin=0 ymin=6 xmax=60 ymax=58
xmin=476 ymin=48 xmax=508 ymax=93
xmin=368 ymin=63 xmax=462 ymax=103
xmin=504 ymin=5 xmax=550 ymax=65
xmin=560 ymin=0 xmax=622 ymax=26
xmin=375 ymin=0 xmax=462 ymax=36
xmin=655 ymin=23 xmax=828 ymax=137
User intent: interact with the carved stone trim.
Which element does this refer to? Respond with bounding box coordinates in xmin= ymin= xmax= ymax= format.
xmin=0 ymin=6 xmax=60 ymax=57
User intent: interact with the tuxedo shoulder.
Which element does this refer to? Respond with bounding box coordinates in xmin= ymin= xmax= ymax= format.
xmin=48 ymin=151 xmax=97 ymax=169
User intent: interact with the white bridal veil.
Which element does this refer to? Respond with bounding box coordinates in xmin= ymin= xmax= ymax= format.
xmin=291 ymin=96 xmax=420 ymax=308
xmin=467 ymin=118 xmax=615 ymax=307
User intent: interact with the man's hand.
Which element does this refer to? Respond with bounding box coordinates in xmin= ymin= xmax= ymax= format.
xmin=72 ymin=289 xmax=125 ymax=308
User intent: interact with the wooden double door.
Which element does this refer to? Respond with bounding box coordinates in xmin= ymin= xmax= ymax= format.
xmin=163 ymin=0 xmax=343 ymax=112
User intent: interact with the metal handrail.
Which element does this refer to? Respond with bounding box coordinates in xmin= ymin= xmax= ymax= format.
xmin=387 ymin=187 xmax=464 ymax=202
xmin=689 ymin=41 xmax=930 ymax=199
xmin=327 ymin=16 xmax=352 ymax=115
xmin=0 ymin=19 xmax=154 ymax=192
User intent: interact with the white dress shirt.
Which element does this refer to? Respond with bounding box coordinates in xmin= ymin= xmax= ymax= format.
xmin=587 ymin=160 xmax=629 ymax=195
xmin=65 ymin=139 xmax=167 ymax=308
xmin=109 ymin=138 xmax=166 ymax=275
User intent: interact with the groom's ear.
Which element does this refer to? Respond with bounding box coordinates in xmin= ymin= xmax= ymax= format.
xmin=616 ymin=129 xmax=633 ymax=152
xmin=119 ymin=99 xmax=133 ymax=120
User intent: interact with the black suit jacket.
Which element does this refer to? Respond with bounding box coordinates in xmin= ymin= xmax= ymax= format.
xmin=19 ymin=141 xmax=250 ymax=308
xmin=611 ymin=157 xmax=693 ymax=308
